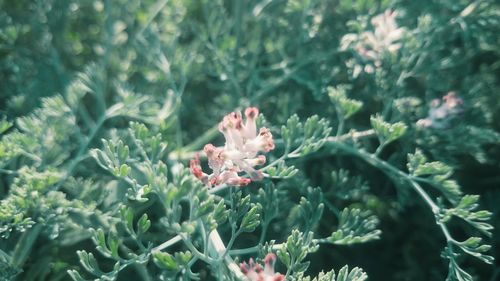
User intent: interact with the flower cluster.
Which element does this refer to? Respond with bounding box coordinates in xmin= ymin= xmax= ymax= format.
xmin=341 ymin=10 xmax=406 ymax=75
xmin=190 ymin=107 xmax=275 ymax=188
xmin=239 ymin=253 xmax=285 ymax=281
xmin=417 ymin=92 xmax=464 ymax=129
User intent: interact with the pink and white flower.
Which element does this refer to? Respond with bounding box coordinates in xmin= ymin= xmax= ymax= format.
xmin=417 ymin=92 xmax=465 ymax=129
xmin=190 ymin=107 xmax=275 ymax=188
xmin=239 ymin=253 xmax=285 ymax=281
xmin=341 ymin=10 xmax=406 ymax=76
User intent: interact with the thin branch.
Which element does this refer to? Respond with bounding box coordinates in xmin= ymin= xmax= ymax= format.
xmin=152 ymin=235 xmax=182 ymax=252
xmin=327 ymin=140 xmax=454 ymax=246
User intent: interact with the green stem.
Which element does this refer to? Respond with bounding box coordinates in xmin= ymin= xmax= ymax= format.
xmin=78 ymin=106 xmax=96 ymax=129
xmin=261 ymin=129 xmax=376 ymax=172
xmin=327 ymin=129 xmax=376 ymax=142
xmin=0 ymin=168 xmax=18 ymax=175
xmin=11 ymin=224 xmax=43 ymax=268
xmin=55 ymin=115 xmax=107 ymax=190
xmin=336 ymin=116 xmax=345 ymax=137
xmin=172 ymin=126 xmax=376 ymax=164
xmin=19 ymin=150 xmax=42 ymax=163
xmin=228 ymin=245 xmax=261 ymax=256
xmin=228 ymin=243 xmax=285 ymax=256
xmin=209 ymin=184 xmax=229 ymax=194
xmin=327 ymin=140 xmax=453 ymax=243
xmin=323 ymin=199 xmax=341 ymax=217
xmin=220 ymin=228 xmax=241 ymax=261
xmin=169 ymin=125 xmax=219 ymax=160
xmin=207 ymin=230 xmax=246 ymax=280
xmin=260 ymin=145 xmax=290 ymax=172
xmin=136 ymin=0 xmax=169 ymax=38
xmin=132 ymin=263 xmax=152 ymax=281
xmin=152 ymin=235 xmax=182 ymax=252
xmin=181 ymin=233 xmax=214 ymax=264
xmin=374 ymin=142 xmax=387 ymax=156
xmin=259 ymin=221 xmax=269 ymax=245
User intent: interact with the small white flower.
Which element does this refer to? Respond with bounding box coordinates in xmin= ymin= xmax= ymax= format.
xmin=417 ymin=92 xmax=464 ymax=129
xmin=239 ymin=253 xmax=285 ymax=281
xmin=190 ymin=107 xmax=275 ymax=187
xmin=341 ymin=9 xmax=406 ymax=72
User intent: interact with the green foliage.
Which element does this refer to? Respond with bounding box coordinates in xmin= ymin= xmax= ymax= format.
xmin=328 ymin=86 xmax=363 ymax=120
xmin=408 ymin=149 xmax=463 ymax=204
xmin=442 ymin=247 xmax=474 ymax=281
xmin=288 ymin=187 xmax=325 ymax=233
xmin=299 ymin=265 xmax=367 ymax=281
xmin=277 ymin=230 xmax=319 ymax=276
xmin=0 ymin=250 xmax=20 ymax=281
xmin=0 ymin=95 xmax=77 ymax=166
xmin=92 ymin=229 xmax=121 ymax=260
xmin=0 ymin=168 xmax=66 ymax=238
xmin=265 ymin=114 xmax=331 ymax=179
xmin=73 ymin=250 xmax=118 ymax=280
xmin=455 ymin=237 xmax=493 ymax=264
xmin=281 ymin=114 xmax=332 ymax=158
xmin=327 ymin=208 xmax=381 ymax=245
xmin=119 ymin=207 xmax=151 ymax=237
xmin=241 ymin=204 xmax=262 ymax=233
xmin=0 ymin=119 xmax=12 ymax=135
xmin=228 ymin=190 xmax=262 ymax=234
xmin=329 ymin=169 xmax=370 ymax=201
xmin=370 ymin=115 xmax=408 ymax=147
xmin=441 ymin=195 xmax=493 ymax=236
xmin=153 ymin=251 xmax=192 ymax=272
xmin=257 ymin=183 xmax=280 ymax=228
xmin=92 ymin=140 xmax=131 ymax=178
xmin=153 ymin=251 xmax=178 ymax=271
xmin=266 ymin=160 xmax=299 ymax=179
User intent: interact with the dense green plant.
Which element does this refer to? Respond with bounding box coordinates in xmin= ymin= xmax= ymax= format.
xmin=1 ymin=0 xmax=499 ymax=280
